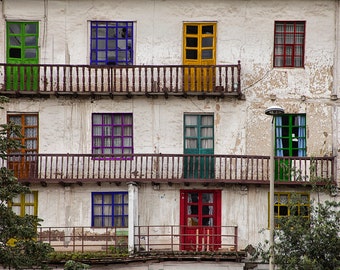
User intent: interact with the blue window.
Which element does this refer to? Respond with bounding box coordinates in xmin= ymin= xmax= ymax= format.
xmin=92 ymin=192 xmax=128 ymax=227
xmin=90 ymin=21 xmax=133 ymax=65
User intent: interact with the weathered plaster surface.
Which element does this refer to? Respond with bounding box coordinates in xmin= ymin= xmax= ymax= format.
xmin=0 ymin=0 xmax=339 ymax=252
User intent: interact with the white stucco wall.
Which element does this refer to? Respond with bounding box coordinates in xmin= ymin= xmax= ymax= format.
xmin=0 ymin=0 xmax=339 ymax=251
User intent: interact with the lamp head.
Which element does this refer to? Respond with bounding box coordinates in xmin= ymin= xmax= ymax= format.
xmin=265 ymin=105 xmax=285 ymax=116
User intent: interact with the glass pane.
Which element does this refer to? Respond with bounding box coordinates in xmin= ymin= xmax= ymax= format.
xmin=202 ymin=115 xmax=213 ymax=125
xmin=202 ymin=217 xmax=213 ymax=226
xmin=10 ymin=36 xmax=21 ymax=46
xmin=104 ymin=126 xmax=112 ymax=135
xmin=114 ymin=193 xmax=123 ymax=203
xmin=103 ymin=194 xmax=112 ymax=204
xmin=25 ymin=116 xmax=37 ymax=125
xmin=9 ymin=48 xmax=21 ymax=58
xmin=202 ymin=37 xmax=213 ymax=47
xmin=185 ymin=115 xmax=197 ymax=125
xmin=25 ymin=128 xmax=37 ymax=137
xmin=114 ymin=127 xmax=122 ymax=135
xmin=26 ymin=24 xmax=37 ymax=34
xmin=202 ymin=50 xmax=212 ymax=59
xmin=186 ymin=37 xmax=197 ymax=47
xmin=12 ymin=206 xmax=21 ymax=215
xmin=9 ymin=24 xmax=21 ymax=34
xmin=104 ymin=217 xmax=112 ymax=226
xmin=25 ymin=48 xmax=37 ymax=58
xmin=94 ymin=217 xmax=102 ymax=227
xmin=186 ymin=49 xmax=197 ymax=59
xmin=201 ymin=127 xmax=213 ymax=137
xmin=188 ymin=193 xmax=198 ymax=203
xmin=114 ymin=115 xmax=122 ymax=124
xmin=202 ymin=193 xmax=213 ymax=203
xmin=93 ymin=205 xmax=102 ymax=215
xmin=185 ymin=127 xmax=197 ymax=137
xmin=93 ymin=126 xmax=102 ymax=136
xmin=103 ymin=205 xmax=112 ymax=215
xmin=186 ymin=25 xmax=198 ymax=35
xmin=185 ymin=139 xmax=197 ymax=149
xmin=114 ymin=205 xmax=123 ymax=215
xmin=25 ymin=36 xmax=37 ymax=46
xmin=98 ymin=39 xmax=106 ymax=50
xmin=124 ymin=137 xmax=132 ymax=146
xmin=93 ymin=115 xmax=102 ymax=125
xmin=114 ymin=138 xmax=122 ymax=146
xmin=104 ymin=138 xmax=112 ymax=147
xmin=202 ymin=25 xmax=213 ymax=34
xmin=25 ymin=206 xmax=34 ymax=215
xmin=124 ymin=126 xmax=132 ymax=136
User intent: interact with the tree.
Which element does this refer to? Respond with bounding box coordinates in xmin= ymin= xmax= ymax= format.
xmin=253 ymin=198 xmax=340 ymax=270
xmin=0 ymin=96 xmax=53 ymax=269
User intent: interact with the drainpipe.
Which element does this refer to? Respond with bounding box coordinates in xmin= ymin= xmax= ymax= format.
xmin=127 ymin=182 xmax=138 ymax=254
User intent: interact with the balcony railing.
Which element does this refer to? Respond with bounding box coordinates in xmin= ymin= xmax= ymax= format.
xmin=37 ymin=225 xmax=238 ymax=254
xmin=0 ymin=62 xmax=242 ymax=97
xmin=1 ymin=153 xmax=334 ymax=185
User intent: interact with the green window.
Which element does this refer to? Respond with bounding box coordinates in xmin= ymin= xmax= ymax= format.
xmin=269 ymin=192 xmax=310 ymax=228
xmin=183 ymin=114 xmax=214 ymax=179
xmin=275 ymin=114 xmax=306 ymax=157
xmin=6 ymin=22 xmax=39 ymax=91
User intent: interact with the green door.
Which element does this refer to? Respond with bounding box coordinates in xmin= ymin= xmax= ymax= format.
xmin=6 ymin=22 xmax=39 ymax=91
xmin=275 ymin=115 xmax=306 ymax=181
xmin=184 ymin=114 xmax=214 ymax=179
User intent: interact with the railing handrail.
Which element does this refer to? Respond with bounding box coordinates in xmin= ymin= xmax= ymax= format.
xmin=0 ymin=153 xmax=334 ymax=184
xmin=0 ymin=62 xmax=242 ymax=96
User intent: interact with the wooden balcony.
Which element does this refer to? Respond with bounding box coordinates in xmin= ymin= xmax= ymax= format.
xmin=1 ymin=153 xmax=335 ymax=186
xmin=0 ymin=62 xmax=242 ymax=98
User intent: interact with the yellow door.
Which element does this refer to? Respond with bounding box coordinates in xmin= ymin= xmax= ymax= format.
xmin=183 ymin=23 xmax=216 ymax=92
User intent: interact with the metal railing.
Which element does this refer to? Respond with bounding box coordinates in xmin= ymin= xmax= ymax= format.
xmin=134 ymin=225 xmax=238 ymax=252
xmin=37 ymin=226 xmax=128 ymax=253
xmin=0 ymin=153 xmax=334 ymax=185
xmin=0 ymin=62 xmax=242 ymax=96
xmin=37 ymin=225 xmax=238 ymax=253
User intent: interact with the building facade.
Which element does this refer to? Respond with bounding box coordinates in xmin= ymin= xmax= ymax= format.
xmin=0 ymin=0 xmax=339 ymax=268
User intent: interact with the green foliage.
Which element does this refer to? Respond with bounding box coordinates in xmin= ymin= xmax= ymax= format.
xmin=0 ymin=96 xmax=53 ymax=269
xmin=254 ymin=200 xmax=340 ymax=270
xmin=64 ymin=260 xmax=90 ymax=270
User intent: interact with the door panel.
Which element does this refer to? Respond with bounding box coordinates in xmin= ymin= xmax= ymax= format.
xmin=6 ymin=22 xmax=39 ymax=91
xmin=184 ymin=115 xmax=214 ymax=179
xmin=180 ymin=190 xmax=221 ymax=251
xmin=183 ymin=23 xmax=216 ymax=92
xmin=7 ymin=114 xmax=38 ymax=179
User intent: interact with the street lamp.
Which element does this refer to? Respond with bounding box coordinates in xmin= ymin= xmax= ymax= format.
xmin=265 ymin=105 xmax=285 ymax=270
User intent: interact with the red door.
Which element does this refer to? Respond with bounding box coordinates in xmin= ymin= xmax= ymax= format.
xmin=180 ymin=190 xmax=221 ymax=251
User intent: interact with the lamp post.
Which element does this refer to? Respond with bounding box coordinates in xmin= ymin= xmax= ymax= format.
xmin=265 ymin=105 xmax=285 ymax=270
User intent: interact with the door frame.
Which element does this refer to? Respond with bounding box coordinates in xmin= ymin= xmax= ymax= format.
xmin=180 ymin=189 xmax=221 ymax=251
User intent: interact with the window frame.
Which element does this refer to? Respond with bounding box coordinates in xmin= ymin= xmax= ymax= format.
xmin=90 ymin=21 xmax=134 ymax=66
xmin=275 ymin=114 xmax=306 ymax=157
xmin=91 ymin=191 xmax=128 ymax=228
xmin=273 ymin=21 xmax=305 ymax=68
xmin=9 ymin=191 xmax=38 ymax=217
xmin=92 ymin=113 xmax=133 ymax=159
xmin=269 ymin=192 xmax=310 ymax=228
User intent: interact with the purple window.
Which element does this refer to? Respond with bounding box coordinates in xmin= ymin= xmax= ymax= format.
xmin=90 ymin=21 xmax=133 ymax=65
xmin=92 ymin=113 xmax=133 ymax=157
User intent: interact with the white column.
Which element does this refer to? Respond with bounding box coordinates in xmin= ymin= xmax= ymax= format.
xmin=127 ymin=182 xmax=138 ymax=254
